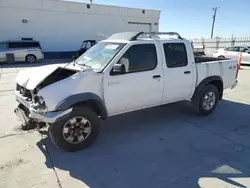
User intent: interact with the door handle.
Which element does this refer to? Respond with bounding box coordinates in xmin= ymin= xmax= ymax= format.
xmin=184 ymin=71 xmax=191 ymax=74
xmin=108 ymin=82 xmax=120 ymax=86
xmin=153 ymin=75 xmax=161 ymax=78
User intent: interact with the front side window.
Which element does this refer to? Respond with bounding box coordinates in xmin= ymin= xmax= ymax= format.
xmin=0 ymin=43 xmax=7 ymax=50
xmin=163 ymin=43 xmax=188 ymax=68
xmin=76 ymin=42 xmax=126 ymax=71
xmin=117 ymin=44 xmax=157 ymax=73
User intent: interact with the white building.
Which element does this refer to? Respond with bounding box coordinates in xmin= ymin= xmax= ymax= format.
xmin=0 ymin=0 xmax=160 ymax=56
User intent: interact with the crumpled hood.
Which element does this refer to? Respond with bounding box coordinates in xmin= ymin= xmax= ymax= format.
xmin=16 ymin=63 xmax=81 ymax=90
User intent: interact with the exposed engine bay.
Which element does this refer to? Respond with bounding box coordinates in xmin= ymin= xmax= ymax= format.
xmin=37 ymin=68 xmax=78 ymax=90
xmin=16 ymin=67 xmax=78 ymax=100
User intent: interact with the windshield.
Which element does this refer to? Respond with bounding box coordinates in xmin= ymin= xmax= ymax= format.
xmin=76 ymin=42 xmax=126 ymax=71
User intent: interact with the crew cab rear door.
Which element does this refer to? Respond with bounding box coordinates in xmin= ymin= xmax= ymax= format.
xmin=160 ymin=41 xmax=195 ymax=103
xmin=103 ymin=41 xmax=164 ymax=115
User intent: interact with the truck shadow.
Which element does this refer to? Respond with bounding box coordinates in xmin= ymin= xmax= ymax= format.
xmin=37 ymin=99 xmax=250 ymax=188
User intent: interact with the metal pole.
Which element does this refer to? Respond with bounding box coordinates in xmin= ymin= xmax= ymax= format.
xmin=211 ymin=7 xmax=218 ymax=39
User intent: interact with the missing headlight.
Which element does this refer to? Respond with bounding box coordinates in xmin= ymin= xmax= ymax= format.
xmin=31 ymin=96 xmax=47 ymax=113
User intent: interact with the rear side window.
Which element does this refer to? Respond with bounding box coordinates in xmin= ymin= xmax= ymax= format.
xmin=118 ymin=44 xmax=157 ymax=73
xmin=163 ymin=43 xmax=188 ymax=68
xmin=9 ymin=42 xmax=40 ymax=48
xmin=22 ymin=42 xmax=40 ymax=48
xmin=9 ymin=42 xmax=22 ymax=48
xmin=239 ymin=47 xmax=248 ymax=52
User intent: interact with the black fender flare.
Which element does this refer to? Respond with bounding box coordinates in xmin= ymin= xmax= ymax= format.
xmin=192 ymin=76 xmax=223 ymax=100
xmin=55 ymin=93 xmax=108 ymax=119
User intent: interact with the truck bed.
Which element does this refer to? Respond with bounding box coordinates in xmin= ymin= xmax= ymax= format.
xmin=195 ymin=58 xmax=238 ymax=90
xmin=195 ymin=56 xmax=229 ymax=63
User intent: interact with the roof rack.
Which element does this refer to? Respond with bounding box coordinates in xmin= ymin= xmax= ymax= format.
xmin=106 ymin=32 xmax=183 ymax=41
xmin=132 ymin=32 xmax=183 ymax=40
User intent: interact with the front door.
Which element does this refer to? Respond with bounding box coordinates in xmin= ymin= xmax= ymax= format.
xmin=161 ymin=42 xmax=194 ymax=103
xmin=104 ymin=42 xmax=163 ymax=115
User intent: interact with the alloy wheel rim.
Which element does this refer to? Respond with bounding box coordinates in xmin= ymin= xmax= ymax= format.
xmin=62 ymin=116 xmax=91 ymax=144
xmin=27 ymin=56 xmax=35 ymax=63
xmin=203 ymin=91 xmax=216 ymax=110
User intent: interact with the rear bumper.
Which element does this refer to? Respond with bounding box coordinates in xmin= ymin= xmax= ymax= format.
xmin=231 ymin=80 xmax=238 ymax=89
xmin=37 ymin=53 xmax=44 ymax=60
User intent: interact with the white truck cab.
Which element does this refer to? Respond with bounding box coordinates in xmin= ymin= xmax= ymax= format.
xmin=14 ymin=32 xmax=238 ymax=151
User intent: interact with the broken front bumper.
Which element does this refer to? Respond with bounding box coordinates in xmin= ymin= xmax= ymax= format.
xmin=14 ymin=91 xmax=72 ymax=124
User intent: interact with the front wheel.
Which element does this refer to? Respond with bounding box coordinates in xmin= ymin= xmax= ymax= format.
xmin=49 ymin=107 xmax=100 ymax=152
xmin=192 ymin=84 xmax=219 ymax=116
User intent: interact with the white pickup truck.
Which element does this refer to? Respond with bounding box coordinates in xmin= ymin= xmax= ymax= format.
xmin=14 ymin=32 xmax=238 ymax=152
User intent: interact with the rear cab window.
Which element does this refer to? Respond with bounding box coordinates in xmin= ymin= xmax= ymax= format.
xmin=163 ymin=43 xmax=188 ymax=68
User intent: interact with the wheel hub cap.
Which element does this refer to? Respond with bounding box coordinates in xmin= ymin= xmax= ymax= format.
xmin=28 ymin=56 xmax=35 ymax=62
xmin=203 ymin=92 xmax=216 ymax=110
xmin=62 ymin=117 xmax=91 ymax=144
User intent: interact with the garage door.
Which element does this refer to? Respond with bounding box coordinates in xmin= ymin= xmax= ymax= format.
xmin=128 ymin=21 xmax=152 ymax=32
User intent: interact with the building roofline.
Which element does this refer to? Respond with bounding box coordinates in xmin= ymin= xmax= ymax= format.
xmin=57 ymin=0 xmax=161 ymax=13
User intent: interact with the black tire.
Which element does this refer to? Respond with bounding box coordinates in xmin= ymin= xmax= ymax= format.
xmin=25 ymin=54 xmax=37 ymax=63
xmin=49 ymin=107 xmax=100 ymax=152
xmin=192 ymin=84 xmax=219 ymax=116
xmin=218 ymin=55 xmax=225 ymax=59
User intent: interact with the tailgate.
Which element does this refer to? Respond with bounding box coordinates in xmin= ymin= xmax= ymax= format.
xmin=220 ymin=59 xmax=238 ymax=89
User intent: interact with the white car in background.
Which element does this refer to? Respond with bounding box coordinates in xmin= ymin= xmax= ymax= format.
xmin=0 ymin=40 xmax=44 ymax=63
xmin=213 ymin=46 xmax=250 ymax=64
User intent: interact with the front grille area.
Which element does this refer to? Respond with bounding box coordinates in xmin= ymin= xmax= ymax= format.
xmin=16 ymin=84 xmax=32 ymax=99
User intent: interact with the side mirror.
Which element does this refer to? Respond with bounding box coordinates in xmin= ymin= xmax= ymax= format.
xmin=111 ymin=64 xmax=126 ymax=75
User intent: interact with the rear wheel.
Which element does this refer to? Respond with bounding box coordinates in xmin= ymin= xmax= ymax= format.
xmin=192 ymin=84 xmax=219 ymax=116
xmin=25 ymin=54 xmax=37 ymax=63
xmin=49 ymin=107 xmax=100 ymax=152
xmin=218 ymin=55 xmax=225 ymax=59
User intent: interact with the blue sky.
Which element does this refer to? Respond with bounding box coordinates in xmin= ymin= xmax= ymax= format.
xmin=69 ymin=0 xmax=250 ymax=38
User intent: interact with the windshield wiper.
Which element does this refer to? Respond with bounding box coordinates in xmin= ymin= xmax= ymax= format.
xmin=76 ymin=63 xmax=92 ymax=69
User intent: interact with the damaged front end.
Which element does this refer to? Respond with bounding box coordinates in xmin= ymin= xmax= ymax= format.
xmin=14 ymin=66 xmax=78 ymax=130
